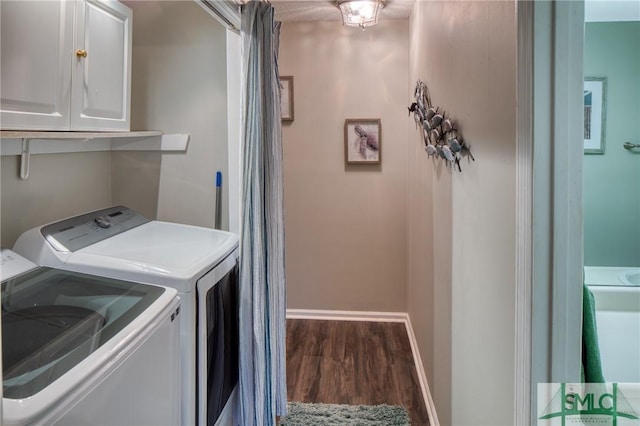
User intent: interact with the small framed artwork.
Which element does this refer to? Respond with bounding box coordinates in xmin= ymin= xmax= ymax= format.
xmin=280 ymin=76 xmax=294 ymax=122
xmin=584 ymin=77 xmax=607 ymax=154
xmin=344 ymin=118 xmax=382 ymax=164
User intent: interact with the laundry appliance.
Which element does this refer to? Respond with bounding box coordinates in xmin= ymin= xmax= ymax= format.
xmin=14 ymin=206 xmax=240 ymax=426
xmin=1 ymin=248 xmax=181 ymax=426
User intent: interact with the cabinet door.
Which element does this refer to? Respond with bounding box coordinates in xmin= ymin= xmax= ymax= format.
xmin=71 ymin=0 xmax=131 ymax=131
xmin=0 ymin=1 xmax=73 ymax=130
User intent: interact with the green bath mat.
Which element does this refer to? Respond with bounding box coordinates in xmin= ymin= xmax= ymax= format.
xmin=281 ymin=402 xmax=410 ymax=425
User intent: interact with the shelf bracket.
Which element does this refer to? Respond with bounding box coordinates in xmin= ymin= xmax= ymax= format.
xmin=20 ymin=138 xmax=31 ymax=180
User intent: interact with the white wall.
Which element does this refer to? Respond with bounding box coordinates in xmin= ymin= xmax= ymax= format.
xmin=226 ymin=28 xmax=242 ymax=234
xmin=408 ymin=1 xmax=517 ymax=424
xmin=279 ymin=20 xmax=410 ymax=312
xmin=121 ymin=0 xmax=229 ymax=229
xmin=1 ymin=152 xmax=112 ymax=247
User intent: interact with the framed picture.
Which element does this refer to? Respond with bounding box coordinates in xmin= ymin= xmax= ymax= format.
xmin=584 ymin=77 xmax=607 ymax=154
xmin=344 ymin=118 xmax=381 ymax=164
xmin=280 ymin=76 xmax=294 ymax=122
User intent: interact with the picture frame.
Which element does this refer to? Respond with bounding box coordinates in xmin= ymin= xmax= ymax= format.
xmin=344 ymin=118 xmax=382 ymax=164
xmin=584 ymin=77 xmax=607 ymax=154
xmin=280 ymin=76 xmax=294 ymax=122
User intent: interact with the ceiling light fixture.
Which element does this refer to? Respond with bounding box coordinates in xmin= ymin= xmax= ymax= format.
xmin=337 ymin=0 xmax=385 ymax=30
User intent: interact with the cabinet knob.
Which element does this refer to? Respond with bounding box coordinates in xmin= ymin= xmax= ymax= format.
xmin=75 ymin=49 xmax=88 ymax=58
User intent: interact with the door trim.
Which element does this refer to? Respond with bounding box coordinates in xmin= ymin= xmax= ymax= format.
xmin=516 ymin=1 xmax=585 ymax=424
xmin=548 ymin=0 xmax=585 ymax=384
xmin=514 ymin=1 xmax=534 ymax=424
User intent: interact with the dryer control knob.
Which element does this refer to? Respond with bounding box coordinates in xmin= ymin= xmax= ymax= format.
xmin=94 ymin=216 xmax=111 ymax=229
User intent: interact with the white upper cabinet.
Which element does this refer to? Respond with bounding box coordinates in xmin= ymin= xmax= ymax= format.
xmin=0 ymin=1 xmax=74 ymax=130
xmin=71 ymin=0 xmax=131 ymax=131
xmin=0 ymin=0 xmax=132 ymax=131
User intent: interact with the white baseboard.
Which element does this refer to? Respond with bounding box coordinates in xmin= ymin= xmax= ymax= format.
xmin=285 ymin=309 xmax=439 ymax=426
xmin=285 ymin=309 xmax=407 ymax=322
xmin=403 ymin=315 xmax=440 ymax=426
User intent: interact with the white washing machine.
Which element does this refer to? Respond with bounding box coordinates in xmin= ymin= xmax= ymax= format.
xmin=1 ymin=248 xmax=181 ymax=426
xmin=14 ymin=206 xmax=240 ymax=426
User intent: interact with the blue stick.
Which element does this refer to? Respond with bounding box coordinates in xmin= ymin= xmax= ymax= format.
xmin=215 ymin=171 xmax=222 ymax=229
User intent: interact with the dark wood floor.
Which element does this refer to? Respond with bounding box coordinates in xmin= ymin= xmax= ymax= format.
xmin=286 ymin=319 xmax=430 ymax=425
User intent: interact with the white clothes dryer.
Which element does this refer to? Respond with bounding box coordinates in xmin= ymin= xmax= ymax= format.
xmin=14 ymin=206 xmax=240 ymax=426
xmin=1 ymin=248 xmax=181 ymax=426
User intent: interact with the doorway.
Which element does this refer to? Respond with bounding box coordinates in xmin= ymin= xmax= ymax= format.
xmin=582 ymin=2 xmax=640 ymax=384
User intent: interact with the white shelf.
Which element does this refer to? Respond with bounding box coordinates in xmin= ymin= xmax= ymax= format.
xmin=0 ymin=131 xmax=190 ymax=179
xmin=0 ymin=131 xmax=190 ymax=155
xmin=0 ymin=130 xmax=162 ymax=139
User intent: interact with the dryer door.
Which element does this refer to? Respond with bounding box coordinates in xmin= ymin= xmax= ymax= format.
xmin=196 ymin=252 xmax=239 ymax=425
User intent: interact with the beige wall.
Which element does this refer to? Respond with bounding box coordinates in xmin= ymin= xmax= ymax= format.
xmin=279 ymin=20 xmax=409 ymax=312
xmin=111 ymin=151 xmax=161 ymax=220
xmin=408 ymin=1 xmax=517 ymax=425
xmin=1 ymin=152 xmax=112 ymax=247
xmin=407 ymin=3 xmax=442 ymax=422
xmin=120 ymin=0 xmax=229 ymax=229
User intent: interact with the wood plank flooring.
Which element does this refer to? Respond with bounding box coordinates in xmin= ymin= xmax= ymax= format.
xmin=286 ymin=319 xmax=430 ymax=425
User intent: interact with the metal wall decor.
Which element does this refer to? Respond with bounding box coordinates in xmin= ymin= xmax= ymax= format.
xmin=408 ymin=80 xmax=474 ymax=171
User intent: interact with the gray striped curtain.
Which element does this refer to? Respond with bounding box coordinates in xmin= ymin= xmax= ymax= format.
xmin=238 ymin=2 xmax=287 ymax=425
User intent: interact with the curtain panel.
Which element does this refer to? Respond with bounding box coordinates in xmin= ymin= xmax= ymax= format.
xmin=238 ymin=2 xmax=287 ymax=425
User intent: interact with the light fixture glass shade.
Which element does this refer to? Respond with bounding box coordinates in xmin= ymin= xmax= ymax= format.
xmin=338 ymin=0 xmax=385 ymax=29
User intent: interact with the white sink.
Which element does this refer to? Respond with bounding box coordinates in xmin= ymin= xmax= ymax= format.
xmin=619 ymin=269 xmax=640 ymax=286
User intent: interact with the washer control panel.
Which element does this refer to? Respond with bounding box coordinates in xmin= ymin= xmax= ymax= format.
xmin=94 ymin=216 xmax=112 ymax=229
xmin=40 ymin=206 xmax=150 ymax=252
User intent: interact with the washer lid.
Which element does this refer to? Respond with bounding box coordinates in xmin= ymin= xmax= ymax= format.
xmin=2 ymin=267 xmax=169 ymax=400
xmin=0 ymin=248 xmax=38 ymax=281
xmin=65 ymin=221 xmax=239 ymax=290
